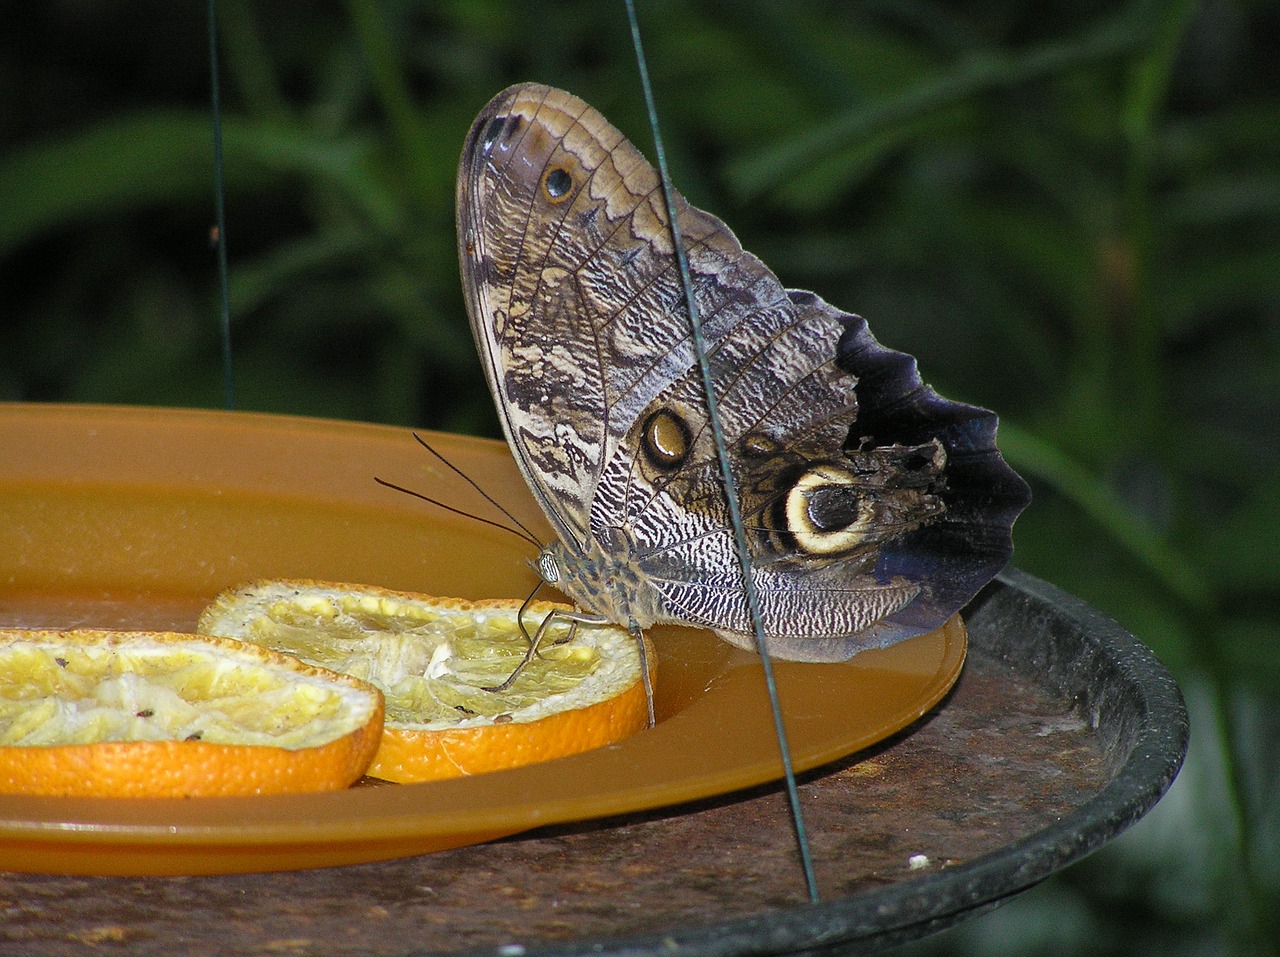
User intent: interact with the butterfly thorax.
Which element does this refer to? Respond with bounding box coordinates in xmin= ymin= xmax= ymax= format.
xmin=536 ymin=534 xmax=667 ymax=632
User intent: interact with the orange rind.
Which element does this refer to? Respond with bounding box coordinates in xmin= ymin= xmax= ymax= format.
xmin=198 ymin=580 xmax=653 ymax=783
xmin=0 ymin=629 xmax=384 ymax=798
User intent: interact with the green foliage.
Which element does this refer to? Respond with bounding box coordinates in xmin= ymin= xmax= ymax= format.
xmin=1 ymin=0 xmax=1277 ymax=952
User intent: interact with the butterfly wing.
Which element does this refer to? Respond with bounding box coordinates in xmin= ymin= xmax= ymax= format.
xmin=457 ymin=83 xmax=1029 ymax=660
xmin=457 ymin=85 xmax=611 ymax=549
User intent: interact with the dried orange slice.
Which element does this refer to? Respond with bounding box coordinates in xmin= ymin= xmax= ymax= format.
xmin=0 ymin=629 xmax=384 ymax=798
xmin=198 ymin=580 xmax=652 ymax=783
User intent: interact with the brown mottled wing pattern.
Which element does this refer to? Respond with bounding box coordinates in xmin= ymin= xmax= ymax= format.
xmin=456 ymin=87 xmax=817 ymax=537
xmin=457 ymin=83 xmax=1030 ymax=661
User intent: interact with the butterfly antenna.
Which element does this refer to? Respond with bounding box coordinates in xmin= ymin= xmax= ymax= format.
xmin=374 ymin=476 xmax=542 ymax=549
xmin=515 ymin=578 xmax=544 ymax=645
xmin=408 ymin=432 xmax=545 ymax=546
xmin=624 ymin=0 xmax=820 ymax=904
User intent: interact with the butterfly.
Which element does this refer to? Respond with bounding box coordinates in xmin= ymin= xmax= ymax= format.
xmin=456 ymin=83 xmax=1030 ymax=664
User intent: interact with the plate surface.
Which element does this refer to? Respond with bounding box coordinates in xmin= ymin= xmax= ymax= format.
xmin=0 ymin=403 xmax=963 ymax=875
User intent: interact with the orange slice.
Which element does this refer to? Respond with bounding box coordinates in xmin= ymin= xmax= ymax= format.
xmin=0 ymin=629 xmax=384 ymax=798
xmin=198 ymin=580 xmax=652 ymax=783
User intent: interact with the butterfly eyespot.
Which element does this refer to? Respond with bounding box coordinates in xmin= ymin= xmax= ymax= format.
xmin=641 ymin=409 xmax=691 ymax=470
xmin=456 ymin=84 xmax=1029 ymax=663
xmin=543 ymin=167 xmax=573 ymax=201
xmin=784 ymin=465 xmax=873 ymax=556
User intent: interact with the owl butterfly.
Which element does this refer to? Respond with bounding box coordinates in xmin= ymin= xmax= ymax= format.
xmin=457 ymin=83 xmax=1030 ymax=663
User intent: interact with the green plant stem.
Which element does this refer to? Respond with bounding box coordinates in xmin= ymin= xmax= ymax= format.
xmin=218 ymin=0 xmax=289 ymax=120
xmin=208 ymin=0 xmax=234 ymax=411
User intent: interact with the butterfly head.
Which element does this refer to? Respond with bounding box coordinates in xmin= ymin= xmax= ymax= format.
xmin=533 ymin=547 xmax=561 ymax=585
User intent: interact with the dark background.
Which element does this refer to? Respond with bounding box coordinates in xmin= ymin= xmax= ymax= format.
xmin=1 ymin=1 xmax=1277 ymax=953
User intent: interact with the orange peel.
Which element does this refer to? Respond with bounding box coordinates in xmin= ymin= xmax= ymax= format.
xmin=198 ymin=580 xmax=653 ymax=783
xmin=0 ymin=629 xmax=384 ymax=798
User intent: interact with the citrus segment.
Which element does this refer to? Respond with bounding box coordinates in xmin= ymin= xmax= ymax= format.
xmin=197 ymin=581 xmax=652 ymax=783
xmin=0 ymin=629 xmax=384 ymax=798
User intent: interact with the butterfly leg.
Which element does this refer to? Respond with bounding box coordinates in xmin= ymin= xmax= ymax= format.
xmin=482 ymin=608 xmax=564 ymax=693
xmin=484 ymin=607 xmax=615 ymax=693
xmin=630 ymin=620 xmax=655 ymax=729
xmin=512 ymin=583 xmax=543 ymax=648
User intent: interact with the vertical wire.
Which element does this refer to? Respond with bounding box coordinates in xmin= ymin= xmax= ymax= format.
xmin=207 ymin=0 xmax=235 ymax=410
xmin=622 ymin=0 xmax=820 ymax=905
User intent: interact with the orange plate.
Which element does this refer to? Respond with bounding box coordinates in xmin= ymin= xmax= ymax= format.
xmin=0 ymin=404 xmax=964 ymax=876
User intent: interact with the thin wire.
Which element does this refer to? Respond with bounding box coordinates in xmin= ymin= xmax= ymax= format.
xmin=207 ymin=0 xmax=234 ymax=410
xmin=622 ymin=0 xmax=820 ymax=905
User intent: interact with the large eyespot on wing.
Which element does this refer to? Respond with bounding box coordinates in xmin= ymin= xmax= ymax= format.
xmin=456 ymin=83 xmax=1031 ymax=659
xmin=825 ymin=298 xmax=1032 ymax=646
xmin=674 ymin=289 xmax=1029 ymax=655
xmin=457 ymin=82 xmax=748 ymax=554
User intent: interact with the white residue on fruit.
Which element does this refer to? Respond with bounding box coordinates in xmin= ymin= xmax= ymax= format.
xmin=425 ymin=641 xmax=454 ymax=680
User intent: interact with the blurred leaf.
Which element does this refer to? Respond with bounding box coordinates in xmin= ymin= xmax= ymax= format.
xmin=1162 ymin=175 xmax=1280 ymax=229
xmin=344 ymin=0 xmax=432 ymax=196
xmin=0 ymin=113 xmax=226 ymax=254
xmin=1203 ymin=475 xmax=1280 ymax=592
xmin=1226 ymin=683 xmax=1280 ymax=940
xmin=1160 ymin=242 xmax=1280 ymax=336
xmin=1218 ymin=618 xmax=1280 ymax=699
xmin=219 ymin=0 xmax=289 ymax=120
xmin=227 ymin=228 xmax=378 ymax=318
xmin=1010 ymin=488 xmax=1197 ymax=674
xmin=1163 ymin=103 xmax=1280 ymax=175
xmin=726 ymin=4 xmax=1152 ymax=200
xmin=999 ymin=421 xmax=1216 ymax=612
xmin=0 ymin=112 xmax=391 ymax=254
